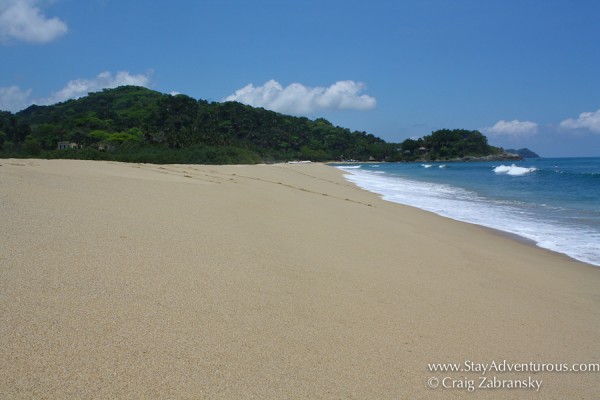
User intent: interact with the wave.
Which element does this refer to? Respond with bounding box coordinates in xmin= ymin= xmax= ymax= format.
xmin=493 ymin=164 xmax=537 ymax=176
xmin=336 ymin=167 xmax=600 ymax=266
xmin=337 ymin=165 xmax=362 ymax=169
xmin=421 ymin=164 xmax=433 ymax=168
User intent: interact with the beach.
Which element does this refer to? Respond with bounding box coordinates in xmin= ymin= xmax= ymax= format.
xmin=1 ymin=159 xmax=599 ymax=398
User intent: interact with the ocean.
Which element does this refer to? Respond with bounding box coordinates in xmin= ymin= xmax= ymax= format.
xmin=335 ymin=157 xmax=600 ymax=266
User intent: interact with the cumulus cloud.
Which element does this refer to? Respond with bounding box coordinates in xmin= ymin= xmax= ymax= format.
xmin=40 ymin=70 xmax=152 ymax=105
xmin=559 ymin=109 xmax=600 ymax=134
xmin=0 ymin=85 xmax=31 ymax=112
xmin=224 ymin=79 xmax=376 ymax=115
xmin=0 ymin=0 xmax=68 ymax=44
xmin=482 ymin=119 xmax=539 ymax=136
xmin=0 ymin=70 xmax=152 ymax=112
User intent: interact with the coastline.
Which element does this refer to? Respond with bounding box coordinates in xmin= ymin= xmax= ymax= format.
xmin=1 ymin=159 xmax=599 ymax=398
xmin=335 ymin=160 xmax=600 ymax=267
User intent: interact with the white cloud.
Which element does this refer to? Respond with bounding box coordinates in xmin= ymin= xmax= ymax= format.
xmin=482 ymin=119 xmax=538 ymax=136
xmin=40 ymin=70 xmax=152 ymax=105
xmin=0 ymin=85 xmax=31 ymax=112
xmin=0 ymin=0 xmax=67 ymax=44
xmin=224 ymin=79 xmax=376 ymax=115
xmin=559 ymin=109 xmax=600 ymax=134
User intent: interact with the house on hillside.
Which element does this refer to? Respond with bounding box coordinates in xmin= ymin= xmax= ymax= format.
xmin=57 ymin=141 xmax=78 ymax=150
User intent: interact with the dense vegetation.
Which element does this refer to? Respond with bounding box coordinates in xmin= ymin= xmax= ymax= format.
xmin=0 ymin=86 xmax=507 ymax=164
xmin=397 ymin=129 xmax=503 ymax=161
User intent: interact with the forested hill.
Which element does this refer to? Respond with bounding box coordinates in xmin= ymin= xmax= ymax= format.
xmin=1 ymin=86 xmax=394 ymax=163
xmin=0 ymin=85 xmax=512 ymax=164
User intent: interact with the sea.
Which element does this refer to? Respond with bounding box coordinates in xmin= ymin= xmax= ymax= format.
xmin=334 ymin=157 xmax=600 ymax=267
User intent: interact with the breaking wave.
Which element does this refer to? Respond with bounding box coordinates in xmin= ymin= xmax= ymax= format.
xmin=493 ymin=164 xmax=537 ymax=176
xmin=336 ymin=165 xmax=600 ymax=266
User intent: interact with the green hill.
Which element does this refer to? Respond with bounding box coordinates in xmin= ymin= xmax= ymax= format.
xmin=397 ymin=129 xmax=512 ymax=161
xmin=0 ymin=85 xmax=509 ymax=164
xmin=1 ymin=86 xmax=395 ymax=164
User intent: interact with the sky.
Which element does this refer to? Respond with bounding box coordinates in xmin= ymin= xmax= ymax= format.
xmin=1 ymin=0 xmax=599 ymax=157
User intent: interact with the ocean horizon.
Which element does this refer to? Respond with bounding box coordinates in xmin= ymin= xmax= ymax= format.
xmin=335 ymin=157 xmax=600 ymax=267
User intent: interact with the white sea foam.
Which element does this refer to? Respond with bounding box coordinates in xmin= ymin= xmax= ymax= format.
xmin=337 ymin=165 xmax=362 ymax=169
xmin=421 ymin=164 xmax=433 ymax=168
xmin=337 ymin=167 xmax=600 ymax=266
xmin=493 ymin=164 xmax=537 ymax=176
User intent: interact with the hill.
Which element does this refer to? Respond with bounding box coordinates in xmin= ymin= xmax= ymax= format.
xmin=397 ymin=129 xmax=517 ymax=161
xmin=1 ymin=86 xmax=511 ymax=164
xmin=2 ymin=86 xmax=398 ymax=164
xmin=505 ymin=148 xmax=540 ymax=158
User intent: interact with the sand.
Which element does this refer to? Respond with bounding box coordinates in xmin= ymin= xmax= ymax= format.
xmin=1 ymin=158 xmax=599 ymax=399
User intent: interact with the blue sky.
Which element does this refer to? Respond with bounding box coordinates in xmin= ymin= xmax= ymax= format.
xmin=1 ymin=0 xmax=599 ymax=156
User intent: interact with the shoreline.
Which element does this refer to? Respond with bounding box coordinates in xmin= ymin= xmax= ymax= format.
xmin=2 ymin=159 xmax=599 ymax=398
xmin=334 ymin=162 xmax=599 ymax=267
xmin=329 ymin=162 xmax=589 ymax=265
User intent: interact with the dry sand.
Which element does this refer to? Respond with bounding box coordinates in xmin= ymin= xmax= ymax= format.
xmin=1 ymin=158 xmax=599 ymax=399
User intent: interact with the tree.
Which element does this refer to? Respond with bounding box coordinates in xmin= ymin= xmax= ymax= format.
xmin=23 ymin=136 xmax=42 ymax=155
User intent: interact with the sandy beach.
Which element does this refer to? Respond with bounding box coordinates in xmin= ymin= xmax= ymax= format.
xmin=1 ymin=158 xmax=599 ymax=399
